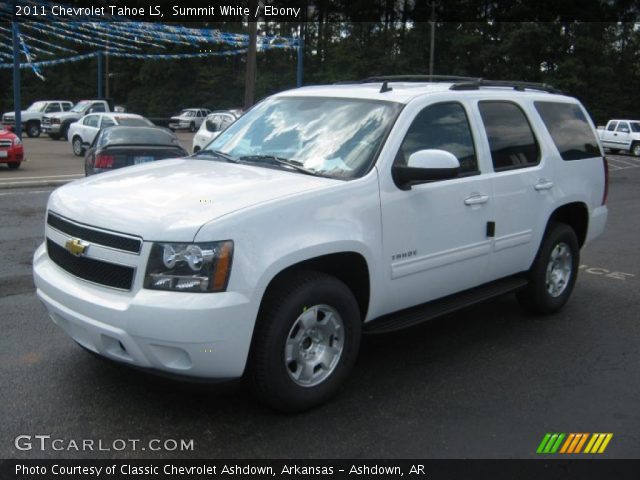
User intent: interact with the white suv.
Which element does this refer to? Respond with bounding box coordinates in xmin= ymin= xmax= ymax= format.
xmin=33 ymin=77 xmax=608 ymax=411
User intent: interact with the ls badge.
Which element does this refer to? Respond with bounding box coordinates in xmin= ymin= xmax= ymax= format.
xmin=65 ymin=238 xmax=89 ymax=257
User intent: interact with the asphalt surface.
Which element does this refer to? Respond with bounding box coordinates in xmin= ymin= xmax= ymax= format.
xmin=0 ymin=154 xmax=638 ymax=460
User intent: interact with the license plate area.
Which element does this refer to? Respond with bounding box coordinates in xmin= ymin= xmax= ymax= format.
xmin=134 ymin=156 xmax=154 ymax=165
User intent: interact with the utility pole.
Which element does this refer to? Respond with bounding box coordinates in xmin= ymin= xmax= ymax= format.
xmin=244 ymin=0 xmax=258 ymax=109
xmin=11 ymin=10 xmax=22 ymax=138
xmin=429 ymin=1 xmax=436 ymax=76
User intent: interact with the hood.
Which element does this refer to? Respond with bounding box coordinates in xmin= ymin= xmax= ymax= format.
xmin=48 ymin=158 xmax=338 ymax=241
xmin=46 ymin=111 xmax=80 ymax=120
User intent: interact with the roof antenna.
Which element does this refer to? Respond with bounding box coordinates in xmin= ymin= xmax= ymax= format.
xmin=380 ymin=81 xmax=393 ymax=93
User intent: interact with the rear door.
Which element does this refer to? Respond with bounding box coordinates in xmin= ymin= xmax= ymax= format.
xmin=614 ymin=121 xmax=632 ymax=150
xmin=475 ymin=100 xmax=555 ymax=280
xmin=80 ymin=114 xmax=101 ymax=144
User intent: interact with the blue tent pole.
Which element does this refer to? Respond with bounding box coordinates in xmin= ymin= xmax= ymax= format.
xmin=11 ymin=20 xmax=22 ymax=138
xmin=296 ymin=36 xmax=304 ymax=88
xmin=97 ymin=51 xmax=104 ymax=97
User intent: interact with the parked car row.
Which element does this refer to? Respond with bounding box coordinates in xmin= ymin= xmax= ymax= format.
xmin=1 ymin=101 xmax=242 ymax=173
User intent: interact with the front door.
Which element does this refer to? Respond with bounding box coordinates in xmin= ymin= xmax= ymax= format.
xmin=379 ymin=101 xmax=494 ymax=314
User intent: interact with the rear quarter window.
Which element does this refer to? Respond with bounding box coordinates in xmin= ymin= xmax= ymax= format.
xmin=534 ymin=101 xmax=600 ymax=161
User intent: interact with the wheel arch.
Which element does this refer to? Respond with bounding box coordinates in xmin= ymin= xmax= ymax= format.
xmin=258 ymin=251 xmax=371 ymax=321
xmin=546 ymin=202 xmax=589 ymax=248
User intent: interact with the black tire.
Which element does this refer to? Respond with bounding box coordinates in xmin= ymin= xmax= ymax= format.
xmin=49 ymin=133 xmax=61 ymax=141
xmin=61 ymin=123 xmax=70 ymax=141
xmin=193 ymin=146 xmax=201 ymax=153
xmin=7 ymin=162 xmax=20 ymax=169
xmin=517 ymin=223 xmax=579 ymax=315
xmin=248 ymin=271 xmax=361 ymax=412
xmin=631 ymin=142 xmax=640 ymax=158
xmin=189 ymin=122 xmax=196 ymax=132
xmin=26 ymin=121 xmax=40 ymax=138
xmin=72 ymin=136 xmax=84 ymax=156
xmin=608 ymin=148 xmax=620 ymax=154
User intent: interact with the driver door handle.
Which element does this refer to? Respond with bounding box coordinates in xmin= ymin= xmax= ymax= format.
xmin=464 ymin=194 xmax=490 ymax=206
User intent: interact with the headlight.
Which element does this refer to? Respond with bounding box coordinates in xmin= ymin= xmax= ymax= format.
xmin=13 ymin=137 xmax=21 ymax=146
xmin=144 ymin=241 xmax=233 ymax=293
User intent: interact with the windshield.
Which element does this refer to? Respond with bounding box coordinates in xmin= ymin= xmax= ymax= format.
xmin=26 ymin=101 xmax=47 ymax=112
xmin=205 ymin=96 xmax=402 ymax=179
xmin=631 ymin=122 xmax=640 ymax=133
xmin=71 ymin=101 xmax=91 ymax=113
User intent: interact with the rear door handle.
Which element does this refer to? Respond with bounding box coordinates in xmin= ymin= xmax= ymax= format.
xmin=464 ymin=194 xmax=490 ymax=206
xmin=534 ymin=179 xmax=554 ymax=191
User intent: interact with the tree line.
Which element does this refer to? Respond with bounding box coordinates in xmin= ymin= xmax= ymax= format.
xmin=0 ymin=3 xmax=638 ymax=125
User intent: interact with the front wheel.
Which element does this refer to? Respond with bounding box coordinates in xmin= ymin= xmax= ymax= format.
xmin=517 ymin=223 xmax=579 ymax=315
xmin=189 ymin=122 xmax=196 ymax=132
xmin=248 ymin=271 xmax=361 ymax=411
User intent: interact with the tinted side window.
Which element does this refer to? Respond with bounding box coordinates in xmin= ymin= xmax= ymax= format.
xmin=63 ymin=103 xmax=72 ymax=111
xmin=534 ymin=101 xmax=600 ymax=161
xmin=101 ymin=117 xmax=116 ymax=128
xmin=616 ymin=122 xmax=630 ymax=133
xmin=397 ymin=102 xmax=478 ymax=174
xmin=479 ymin=101 xmax=539 ymax=170
xmin=84 ymin=115 xmax=99 ymax=127
xmin=91 ymin=103 xmax=106 ymax=113
xmin=606 ymin=122 xmax=617 ymax=131
xmin=45 ymin=104 xmax=61 ymax=113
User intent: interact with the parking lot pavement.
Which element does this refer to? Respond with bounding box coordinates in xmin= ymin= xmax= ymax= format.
xmin=0 ymin=132 xmax=195 ymax=188
xmin=0 ymin=159 xmax=638 ymax=460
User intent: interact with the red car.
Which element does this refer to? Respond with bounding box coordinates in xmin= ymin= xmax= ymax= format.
xmin=0 ymin=127 xmax=24 ymax=169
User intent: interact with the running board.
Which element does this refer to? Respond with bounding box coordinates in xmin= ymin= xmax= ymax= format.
xmin=364 ymin=275 xmax=528 ymax=335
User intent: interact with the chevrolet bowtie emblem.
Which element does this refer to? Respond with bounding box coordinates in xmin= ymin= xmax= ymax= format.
xmin=65 ymin=238 xmax=89 ymax=257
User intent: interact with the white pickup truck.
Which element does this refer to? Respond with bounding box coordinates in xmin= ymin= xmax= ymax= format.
xmin=597 ymin=119 xmax=640 ymax=156
xmin=2 ymin=100 xmax=73 ymax=138
xmin=33 ymin=78 xmax=608 ymax=411
xmin=42 ymin=99 xmax=117 ymax=141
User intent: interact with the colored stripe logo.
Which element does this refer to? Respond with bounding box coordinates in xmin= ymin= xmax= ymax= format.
xmin=537 ymin=433 xmax=613 ymax=454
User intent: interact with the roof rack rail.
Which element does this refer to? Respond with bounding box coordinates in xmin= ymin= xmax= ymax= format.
xmin=450 ymin=79 xmax=563 ymax=94
xmin=334 ymin=75 xmax=481 ymax=85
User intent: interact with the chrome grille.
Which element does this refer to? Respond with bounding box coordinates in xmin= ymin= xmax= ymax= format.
xmin=47 ymin=212 xmax=142 ymax=254
xmin=0 ymin=140 xmax=12 ymax=147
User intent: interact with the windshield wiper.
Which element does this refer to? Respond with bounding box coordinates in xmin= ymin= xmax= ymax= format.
xmin=190 ymin=149 xmax=239 ymax=163
xmin=238 ymin=155 xmax=320 ymax=176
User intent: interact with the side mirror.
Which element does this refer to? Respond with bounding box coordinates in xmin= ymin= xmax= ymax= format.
xmin=392 ymin=149 xmax=460 ymax=190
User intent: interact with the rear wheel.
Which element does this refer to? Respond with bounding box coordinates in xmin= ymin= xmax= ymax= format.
xmin=72 ymin=136 xmax=84 ymax=156
xmin=631 ymin=142 xmax=640 ymax=157
xmin=248 ymin=271 xmax=361 ymax=411
xmin=26 ymin=121 xmax=41 ymax=138
xmin=517 ymin=223 xmax=579 ymax=315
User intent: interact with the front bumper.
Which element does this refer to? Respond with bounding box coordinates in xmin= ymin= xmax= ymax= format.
xmin=169 ymin=120 xmax=191 ymax=130
xmin=42 ymin=124 xmax=61 ymax=134
xmin=0 ymin=147 xmax=23 ymax=163
xmin=33 ymin=243 xmax=260 ymax=379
